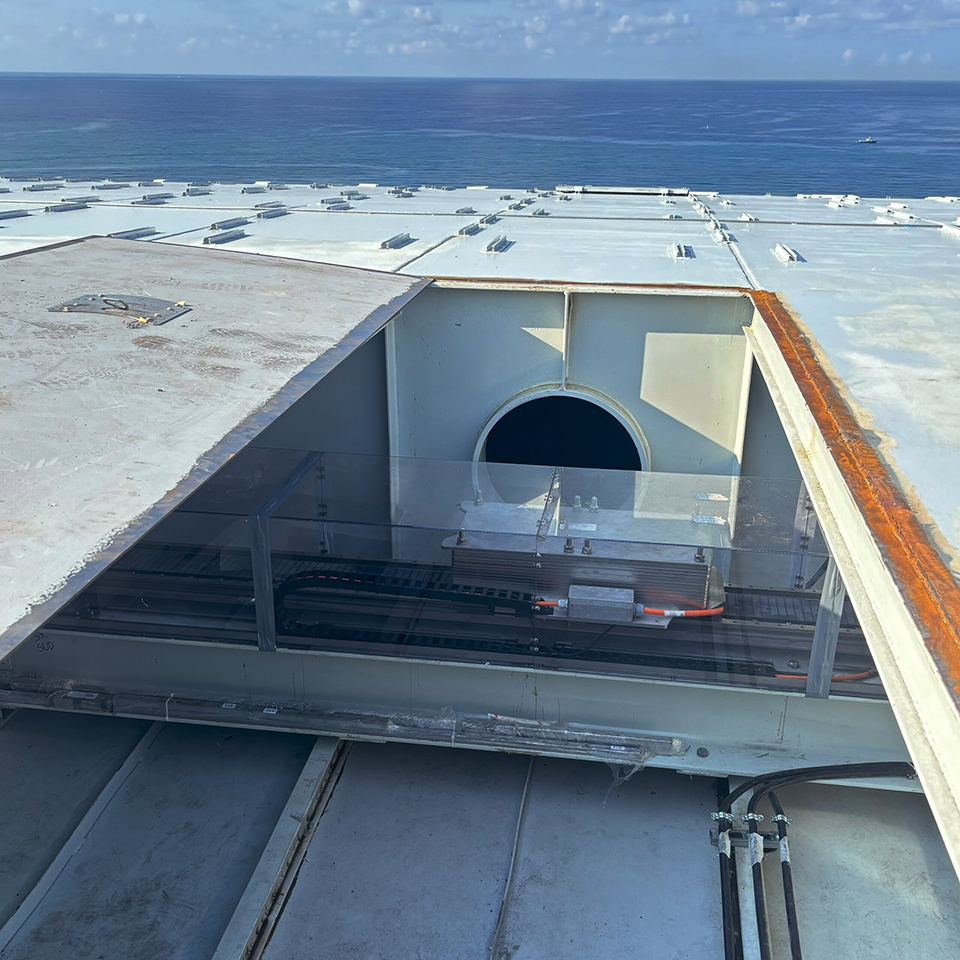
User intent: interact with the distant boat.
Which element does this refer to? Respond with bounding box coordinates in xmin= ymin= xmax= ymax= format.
xmin=858 ymin=137 xmax=878 ymax=144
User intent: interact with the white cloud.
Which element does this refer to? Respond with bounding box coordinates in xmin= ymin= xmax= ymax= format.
xmin=898 ymin=48 xmax=913 ymax=62
xmin=842 ymin=46 xmax=855 ymax=60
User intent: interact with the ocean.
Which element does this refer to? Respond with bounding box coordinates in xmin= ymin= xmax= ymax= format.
xmin=0 ymin=75 xmax=957 ymax=196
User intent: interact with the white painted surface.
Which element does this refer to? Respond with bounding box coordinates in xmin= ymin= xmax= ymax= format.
xmin=0 ymin=237 xmax=425 ymax=654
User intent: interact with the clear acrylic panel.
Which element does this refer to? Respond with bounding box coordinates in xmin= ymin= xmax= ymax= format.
xmin=51 ymin=449 xmax=879 ymax=697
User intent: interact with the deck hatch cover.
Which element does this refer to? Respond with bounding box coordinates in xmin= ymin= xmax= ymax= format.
xmin=48 ymin=294 xmax=191 ymax=325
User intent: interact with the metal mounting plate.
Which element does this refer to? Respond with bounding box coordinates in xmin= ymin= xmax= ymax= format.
xmin=48 ymin=294 xmax=191 ymax=325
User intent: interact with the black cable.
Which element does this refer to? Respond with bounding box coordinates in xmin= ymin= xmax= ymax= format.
xmin=768 ymin=791 xmax=802 ymax=960
xmin=715 ymin=761 xmax=914 ymax=960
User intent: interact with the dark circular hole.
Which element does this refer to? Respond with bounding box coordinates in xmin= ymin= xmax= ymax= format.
xmin=696 ymin=746 xmax=710 ymax=758
xmin=483 ymin=396 xmax=642 ymax=508
xmin=485 ymin=395 xmax=642 ymax=471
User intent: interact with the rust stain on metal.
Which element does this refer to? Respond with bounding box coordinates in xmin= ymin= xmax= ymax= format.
xmin=751 ymin=289 xmax=960 ymax=701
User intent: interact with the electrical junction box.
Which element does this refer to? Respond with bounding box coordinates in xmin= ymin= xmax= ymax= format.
xmin=567 ymin=584 xmax=635 ymax=623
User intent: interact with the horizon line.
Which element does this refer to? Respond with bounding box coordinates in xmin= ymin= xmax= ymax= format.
xmin=0 ymin=71 xmax=957 ymax=84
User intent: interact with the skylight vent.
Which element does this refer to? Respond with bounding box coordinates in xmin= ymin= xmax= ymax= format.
xmin=0 ymin=187 xmax=9 ymax=194
xmin=108 ymin=227 xmax=158 ymax=240
xmin=773 ymin=243 xmax=804 ymax=263
xmin=739 ymin=213 xmax=758 ymax=221
xmin=188 ymin=181 xmax=212 ymax=187
xmin=668 ymin=243 xmax=694 ymax=259
xmin=456 ymin=207 xmax=476 ymax=215
xmin=310 ymin=182 xmax=331 ymax=190
xmin=325 ymin=201 xmax=352 ymax=210
xmin=23 ymin=183 xmax=63 ymax=192
xmin=184 ymin=187 xmax=211 ymax=197
xmin=268 ymin=183 xmax=289 ymax=190
xmin=875 ymin=216 xmax=899 ymax=226
xmin=203 ymin=229 xmax=246 ymax=245
xmin=485 ymin=235 xmax=512 ymax=253
xmin=142 ymin=193 xmax=174 ymax=202
xmin=508 ymin=202 xmax=524 ymax=211
xmin=242 ymin=186 xmax=266 ymax=195
xmin=531 ymin=208 xmax=550 ymax=217
xmin=254 ymin=201 xmax=285 ymax=209
xmin=63 ymin=196 xmax=101 ymax=203
xmin=662 ymin=214 xmax=682 ymax=220
xmin=500 ymin=195 xmax=513 ymax=201
xmin=381 ymin=232 xmax=414 ymax=249
xmin=92 ymin=183 xmax=130 ymax=190
xmin=0 ymin=210 xmax=31 ymax=220
xmin=257 ymin=207 xmax=289 ymax=220
xmin=44 ymin=201 xmax=88 ymax=213
xmin=138 ymin=180 xmax=164 ymax=187
xmin=458 ymin=223 xmax=481 ymax=236
xmin=210 ymin=217 xmax=250 ymax=230
xmin=480 ymin=214 xmax=499 ymax=224
xmin=132 ymin=198 xmax=166 ymax=206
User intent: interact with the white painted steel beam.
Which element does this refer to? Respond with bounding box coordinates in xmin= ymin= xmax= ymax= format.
xmin=746 ymin=315 xmax=960 ymax=879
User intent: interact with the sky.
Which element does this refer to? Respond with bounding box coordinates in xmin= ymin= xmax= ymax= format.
xmin=0 ymin=0 xmax=959 ymax=80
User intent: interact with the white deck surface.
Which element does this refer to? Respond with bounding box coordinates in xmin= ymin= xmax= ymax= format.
xmin=0 ymin=720 xmax=313 ymax=960
xmin=0 ymin=715 xmax=954 ymax=960
xmin=0 ymin=236 xmax=426 ymax=654
xmin=2 ymin=175 xmax=960 ymax=641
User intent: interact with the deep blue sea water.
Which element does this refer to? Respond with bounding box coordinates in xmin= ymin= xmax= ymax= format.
xmin=0 ymin=75 xmax=957 ymax=196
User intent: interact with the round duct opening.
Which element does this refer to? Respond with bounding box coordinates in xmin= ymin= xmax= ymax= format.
xmin=479 ymin=395 xmax=643 ymax=509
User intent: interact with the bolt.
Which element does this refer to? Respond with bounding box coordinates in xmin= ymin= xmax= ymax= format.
xmin=456 ymin=529 xmax=467 ymax=545
xmin=695 ymin=547 xmax=705 ymax=563
xmin=474 ymin=490 xmax=484 ymax=506
xmin=589 ymin=496 xmax=599 ymax=512
xmin=787 ymin=659 xmax=800 ymax=670
xmin=564 ymin=537 xmax=574 ymax=554
xmin=581 ymin=539 xmax=593 ymax=556
xmin=697 ymin=747 xmax=710 ymax=758
xmin=573 ymin=495 xmax=581 ymax=509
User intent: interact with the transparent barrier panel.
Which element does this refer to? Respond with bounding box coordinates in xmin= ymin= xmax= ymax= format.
xmin=51 ymin=449 xmax=879 ymax=698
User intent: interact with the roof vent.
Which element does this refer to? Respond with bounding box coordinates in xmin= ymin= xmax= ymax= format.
xmin=44 ymin=201 xmax=88 ymax=213
xmin=63 ymin=195 xmax=101 ymax=203
xmin=92 ymin=183 xmax=131 ymax=190
xmin=203 ymin=229 xmax=246 ymax=244
xmin=184 ymin=187 xmax=212 ymax=196
xmin=0 ymin=209 xmax=31 ymax=220
xmin=669 ymin=243 xmax=694 ymax=259
xmin=108 ymin=226 xmax=158 ymax=240
xmin=485 ymin=235 xmax=512 ymax=253
xmin=927 ymin=196 xmax=960 ymax=203
xmin=0 ymin=187 xmax=10 ymax=194
xmin=531 ymin=208 xmax=550 ymax=217
xmin=188 ymin=181 xmax=212 ymax=187
xmin=500 ymin=195 xmax=513 ymax=201
xmin=23 ymin=183 xmax=63 ymax=192
xmin=662 ymin=214 xmax=682 ymax=220
xmin=508 ymin=202 xmax=524 ymax=211
xmin=738 ymin=213 xmax=758 ymax=222
xmin=142 ymin=192 xmax=175 ymax=201
xmin=48 ymin=294 xmax=190 ymax=326
xmin=210 ymin=217 xmax=250 ymax=230
xmin=773 ymin=243 xmax=804 ymax=263
xmin=242 ymin=186 xmax=266 ymax=194
xmin=456 ymin=207 xmax=476 ymax=215
xmin=480 ymin=214 xmax=499 ymax=224
xmin=458 ymin=223 xmax=481 ymax=236
xmin=257 ymin=207 xmax=289 ymax=220
xmin=381 ymin=232 xmax=414 ymax=249
xmin=138 ymin=180 xmax=165 ymax=186
xmin=132 ymin=197 xmax=167 ymax=206
xmin=254 ymin=200 xmax=285 ymax=209
xmin=324 ymin=201 xmax=352 ymax=210
xmin=268 ymin=183 xmax=289 ymax=190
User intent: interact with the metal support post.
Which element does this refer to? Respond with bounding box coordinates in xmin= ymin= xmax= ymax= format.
xmin=805 ymin=557 xmax=846 ymax=698
xmin=248 ymin=452 xmax=322 ymax=653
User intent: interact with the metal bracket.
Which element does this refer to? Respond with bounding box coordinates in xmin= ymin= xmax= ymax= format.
xmin=710 ymin=829 xmax=779 ymax=851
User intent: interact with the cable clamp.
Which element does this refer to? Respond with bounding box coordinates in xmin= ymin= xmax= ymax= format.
xmin=770 ymin=814 xmax=793 ymax=825
xmin=711 ymin=812 xmax=735 ymax=823
xmin=740 ymin=813 xmax=764 ymax=823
